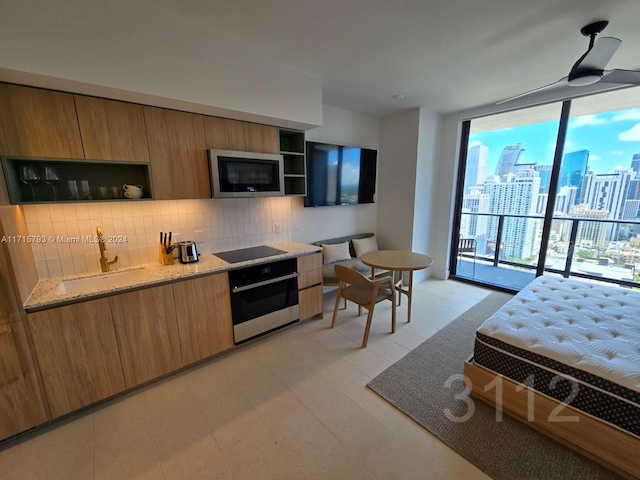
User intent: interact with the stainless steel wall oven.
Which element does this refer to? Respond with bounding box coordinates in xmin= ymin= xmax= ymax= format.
xmin=227 ymin=258 xmax=299 ymax=344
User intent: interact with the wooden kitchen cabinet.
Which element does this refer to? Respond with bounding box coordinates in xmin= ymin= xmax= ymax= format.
xmin=203 ymin=116 xmax=247 ymax=151
xmin=143 ymin=106 xmax=210 ymax=199
xmin=27 ymin=298 xmax=125 ymax=418
xmin=297 ymin=253 xmax=323 ymax=320
xmin=244 ymin=122 xmax=279 ymax=154
xmin=110 ymin=284 xmax=183 ymax=387
xmin=0 ymin=321 xmax=49 ymax=439
xmin=74 ymin=95 xmax=150 ymax=162
xmin=172 ymin=273 xmax=234 ymax=364
xmin=0 ymin=83 xmax=84 ymax=159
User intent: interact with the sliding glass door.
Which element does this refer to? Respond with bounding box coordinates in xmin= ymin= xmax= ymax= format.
xmin=452 ymin=88 xmax=640 ymax=291
xmin=453 ymin=103 xmax=562 ymax=290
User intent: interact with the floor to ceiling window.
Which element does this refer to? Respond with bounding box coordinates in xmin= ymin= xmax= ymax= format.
xmin=452 ymin=88 xmax=640 ymax=291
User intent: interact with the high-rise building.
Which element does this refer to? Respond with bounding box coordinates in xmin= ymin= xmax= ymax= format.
xmin=494 ymin=144 xmax=525 ymax=177
xmin=627 ymin=179 xmax=640 ymax=200
xmin=464 ymin=144 xmax=488 ymax=192
xmin=533 ymin=164 xmax=553 ymax=194
xmin=631 ymin=153 xmax=640 ymax=175
xmin=460 ymin=192 xmax=490 ymax=241
xmin=560 ymin=150 xmax=589 ymax=202
xmin=555 ymin=186 xmax=578 ymax=215
xmin=581 ymin=167 xmax=634 ymax=240
xmin=483 ymin=169 xmax=540 ymax=260
xmin=568 ymin=204 xmax=609 ymax=247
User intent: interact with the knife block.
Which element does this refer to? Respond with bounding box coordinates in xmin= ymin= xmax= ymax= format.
xmin=158 ymin=243 xmax=175 ymax=265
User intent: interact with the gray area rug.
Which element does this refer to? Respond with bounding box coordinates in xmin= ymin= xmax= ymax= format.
xmin=368 ymin=292 xmax=621 ymax=480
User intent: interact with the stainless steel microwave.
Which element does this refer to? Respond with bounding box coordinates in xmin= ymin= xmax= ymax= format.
xmin=209 ymin=149 xmax=285 ymax=198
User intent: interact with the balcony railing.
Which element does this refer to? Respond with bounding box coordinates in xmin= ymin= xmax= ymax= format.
xmin=457 ymin=212 xmax=640 ymax=289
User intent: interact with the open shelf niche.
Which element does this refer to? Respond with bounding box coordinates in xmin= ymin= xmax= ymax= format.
xmin=279 ymin=128 xmax=306 ymax=196
xmin=1 ymin=156 xmax=154 ymax=204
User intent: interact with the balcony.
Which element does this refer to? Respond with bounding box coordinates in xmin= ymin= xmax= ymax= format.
xmin=454 ymin=212 xmax=640 ymax=292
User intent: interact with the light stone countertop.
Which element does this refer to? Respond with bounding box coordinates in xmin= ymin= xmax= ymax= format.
xmin=25 ymin=241 xmax=321 ymax=312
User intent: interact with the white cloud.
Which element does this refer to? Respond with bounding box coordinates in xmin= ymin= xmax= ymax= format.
xmin=589 ymin=154 xmax=600 ymax=161
xmin=612 ymin=108 xmax=640 ymax=122
xmin=611 ymin=150 xmax=625 ymax=155
xmin=570 ymin=114 xmax=607 ymax=128
xmin=619 ymin=123 xmax=640 ymax=142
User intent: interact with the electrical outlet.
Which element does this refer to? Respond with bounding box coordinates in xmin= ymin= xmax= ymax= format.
xmin=294 ymin=222 xmax=300 ymax=231
xmin=194 ymin=230 xmax=203 ymax=242
xmin=274 ymin=222 xmax=282 ymax=234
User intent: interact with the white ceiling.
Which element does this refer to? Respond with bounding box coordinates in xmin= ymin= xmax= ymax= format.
xmin=4 ymin=0 xmax=640 ymax=117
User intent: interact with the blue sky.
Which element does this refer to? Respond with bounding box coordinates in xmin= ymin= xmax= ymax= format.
xmin=469 ymin=107 xmax=640 ymax=174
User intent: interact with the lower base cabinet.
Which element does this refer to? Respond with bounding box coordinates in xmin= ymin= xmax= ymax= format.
xmin=172 ymin=273 xmax=234 ymax=364
xmin=0 ymin=321 xmax=48 ymax=439
xmin=299 ymin=285 xmax=323 ymax=320
xmin=27 ymin=298 xmax=125 ymax=418
xmin=110 ymin=284 xmax=183 ymax=387
xmin=298 ymin=253 xmax=323 ymax=320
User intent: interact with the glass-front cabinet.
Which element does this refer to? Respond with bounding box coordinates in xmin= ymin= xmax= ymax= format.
xmin=1 ymin=156 xmax=153 ymax=204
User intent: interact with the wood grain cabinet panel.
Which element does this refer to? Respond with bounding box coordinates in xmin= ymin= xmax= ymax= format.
xmin=203 ymin=116 xmax=246 ymax=151
xmin=27 ymin=299 xmax=125 ymax=418
xmin=143 ymin=106 xmax=210 ymax=199
xmin=299 ymin=285 xmax=323 ymax=320
xmin=75 ymin=95 xmax=149 ymax=162
xmin=172 ymin=273 xmax=234 ymax=365
xmin=298 ymin=253 xmax=323 ymax=320
xmin=244 ymin=123 xmax=279 ymax=154
xmin=0 ymin=322 xmax=49 ymax=439
xmin=297 ymin=253 xmax=322 ymax=289
xmin=0 ymin=83 xmax=84 ymax=158
xmin=110 ymin=285 xmax=182 ymax=387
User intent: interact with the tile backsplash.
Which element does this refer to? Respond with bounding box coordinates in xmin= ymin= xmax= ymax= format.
xmin=24 ymin=197 xmax=294 ymax=279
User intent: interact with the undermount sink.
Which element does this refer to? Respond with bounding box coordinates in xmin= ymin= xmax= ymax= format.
xmin=56 ymin=269 xmax=150 ymax=295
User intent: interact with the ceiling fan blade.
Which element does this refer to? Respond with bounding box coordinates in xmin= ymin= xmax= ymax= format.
xmin=601 ymin=69 xmax=640 ymax=85
xmin=496 ymin=78 xmax=568 ymax=105
xmin=574 ymin=37 xmax=621 ymax=72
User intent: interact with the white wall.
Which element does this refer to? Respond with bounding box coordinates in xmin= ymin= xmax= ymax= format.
xmin=0 ymin=1 xmax=322 ymax=129
xmin=376 ymin=108 xmax=443 ymax=282
xmin=413 ymin=109 xmax=442 ymax=282
xmin=376 ymin=109 xmax=420 ymax=251
xmin=292 ymin=105 xmax=380 ymax=243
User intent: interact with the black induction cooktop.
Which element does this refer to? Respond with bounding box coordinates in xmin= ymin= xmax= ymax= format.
xmin=213 ymin=245 xmax=287 ymax=264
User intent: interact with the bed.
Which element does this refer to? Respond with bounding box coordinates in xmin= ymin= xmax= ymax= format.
xmin=464 ymin=275 xmax=640 ymax=479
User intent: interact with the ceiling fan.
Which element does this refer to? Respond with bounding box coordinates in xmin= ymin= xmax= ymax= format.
xmin=497 ymin=21 xmax=640 ymax=104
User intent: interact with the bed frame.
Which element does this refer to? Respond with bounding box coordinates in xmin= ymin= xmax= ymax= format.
xmin=464 ymin=359 xmax=640 ymax=479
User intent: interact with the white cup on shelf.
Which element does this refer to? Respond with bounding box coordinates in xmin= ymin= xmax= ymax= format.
xmin=123 ymin=184 xmax=143 ymax=199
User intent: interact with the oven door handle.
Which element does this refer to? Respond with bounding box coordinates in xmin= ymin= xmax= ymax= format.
xmin=232 ymin=272 xmax=299 ymax=293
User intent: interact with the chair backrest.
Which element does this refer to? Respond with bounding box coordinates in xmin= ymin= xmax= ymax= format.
xmin=334 ymin=264 xmax=373 ymax=287
xmin=459 ymin=238 xmax=476 ymax=252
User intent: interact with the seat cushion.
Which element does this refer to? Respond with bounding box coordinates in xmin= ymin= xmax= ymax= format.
xmin=342 ymin=284 xmax=393 ymax=305
xmin=322 ymin=258 xmax=371 ymax=285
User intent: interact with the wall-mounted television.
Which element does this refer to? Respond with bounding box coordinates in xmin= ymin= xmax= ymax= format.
xmin=304 ymin=141 xmax=377 ymax=207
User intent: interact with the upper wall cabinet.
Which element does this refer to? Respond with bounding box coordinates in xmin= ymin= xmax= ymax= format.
xmin=244 ymin=123 xmax=279 ymax=154
xmin=75 ymin=95 xmax=149 ymax=162
xmin=0 ymin=84 xmax=84 ymax=159
xmin=143 ymin=107 xmax=210 ymax=200
xmin=203 ymin=116 xmax=246 ymax=151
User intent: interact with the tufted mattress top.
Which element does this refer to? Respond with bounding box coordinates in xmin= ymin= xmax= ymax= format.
xmin=477 ymin=276 xmax=640 ymax=393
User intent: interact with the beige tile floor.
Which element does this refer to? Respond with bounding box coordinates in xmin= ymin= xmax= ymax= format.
xmin=0 ymin=278 xmax=494 ymax=480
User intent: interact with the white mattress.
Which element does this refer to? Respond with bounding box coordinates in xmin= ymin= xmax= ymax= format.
xmin=478 ymin=276 xmax=640 ymax=393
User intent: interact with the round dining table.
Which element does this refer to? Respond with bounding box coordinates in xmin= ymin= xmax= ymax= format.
xmin=360 ymin=250 xmax=433 ymax=324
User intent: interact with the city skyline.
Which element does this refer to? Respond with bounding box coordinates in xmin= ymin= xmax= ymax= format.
xmin=469 ymin=106 xmax=640 ymax=176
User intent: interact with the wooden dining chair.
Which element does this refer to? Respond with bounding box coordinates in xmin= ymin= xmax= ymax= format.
xmin=330 ymin=264 xmax=396 ymax=348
